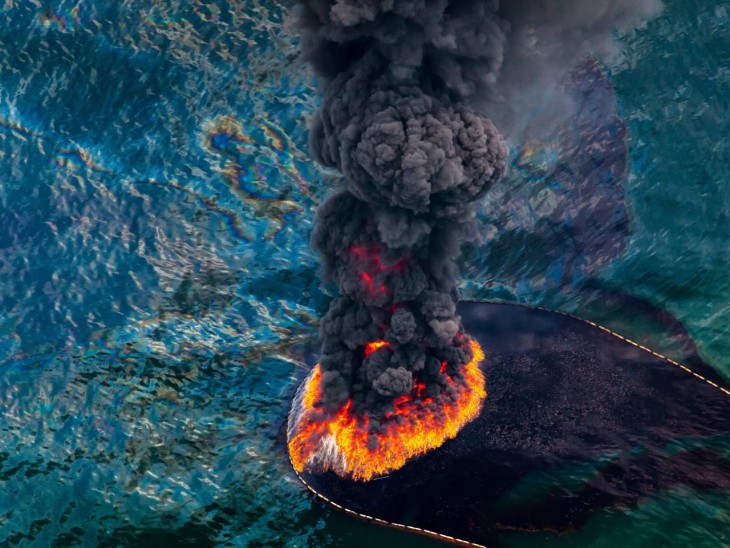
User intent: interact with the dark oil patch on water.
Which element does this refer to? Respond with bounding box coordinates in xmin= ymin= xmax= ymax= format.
xmin=296 ymin=301 xmax=730 ymax=547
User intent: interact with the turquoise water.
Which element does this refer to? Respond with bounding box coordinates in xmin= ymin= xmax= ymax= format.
xmin=0 ymin=0 xmax=727 ymax=546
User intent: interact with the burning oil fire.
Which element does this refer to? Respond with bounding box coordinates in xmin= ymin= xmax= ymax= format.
xmin=287 ymin=0 xmax=664 ymax=484
xmin=288 ymin=339 xmax=486 ymax=481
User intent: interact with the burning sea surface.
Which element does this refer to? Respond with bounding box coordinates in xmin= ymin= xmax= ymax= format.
xmin=288 ymin=339 xmax=486 ymax=481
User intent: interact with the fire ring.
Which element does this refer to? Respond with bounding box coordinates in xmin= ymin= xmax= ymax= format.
xmin=288 ymin=339 xmax=486 ymax=481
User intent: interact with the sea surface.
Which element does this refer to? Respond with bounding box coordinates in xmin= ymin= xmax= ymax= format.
xmin=0 ymin=0 xmax=728 ymax=546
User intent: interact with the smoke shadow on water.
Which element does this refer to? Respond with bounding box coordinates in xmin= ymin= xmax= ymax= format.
xmin=294 ymin=301 xmax=730 ymax=547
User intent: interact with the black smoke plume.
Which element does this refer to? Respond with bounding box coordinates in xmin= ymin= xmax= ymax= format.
xmin=297 ymin=0 xmax=662 ymax=422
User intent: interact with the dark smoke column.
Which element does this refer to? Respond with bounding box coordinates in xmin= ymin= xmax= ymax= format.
xmin=286 ymin=0 xmax=504 ymax=480
xmin=300 ymin=1 xmax=507 ymax=421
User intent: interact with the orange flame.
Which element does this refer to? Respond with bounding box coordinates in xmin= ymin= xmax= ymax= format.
xmin=364 ymin=340 xmax=389 ymax=358
xmin=288 ymin=339 xmax=486 ymax=481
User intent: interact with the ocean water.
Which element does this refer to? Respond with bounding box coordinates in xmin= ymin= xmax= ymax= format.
xmin=0 ymin=0 xmax=727 ymax=546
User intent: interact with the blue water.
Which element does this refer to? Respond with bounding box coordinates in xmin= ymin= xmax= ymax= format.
xmin=0 ymin=0 xmax=727 ymax=545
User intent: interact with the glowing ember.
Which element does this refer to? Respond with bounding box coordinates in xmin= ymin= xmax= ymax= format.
xmin=287 ymin=339 xmax=486 ymax=481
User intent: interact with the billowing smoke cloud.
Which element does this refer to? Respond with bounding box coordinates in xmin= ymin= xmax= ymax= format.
xmin=297 ymin=0 xmax=661 ymax=421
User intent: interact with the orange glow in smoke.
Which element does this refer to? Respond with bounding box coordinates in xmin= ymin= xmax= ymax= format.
xmin=288 ymin=339 xmax=486 ymax=481
xmin=351 ymin=244 xmax=406 ymax=297
xmin=364 ymin=340 xmax=389 ymax=358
